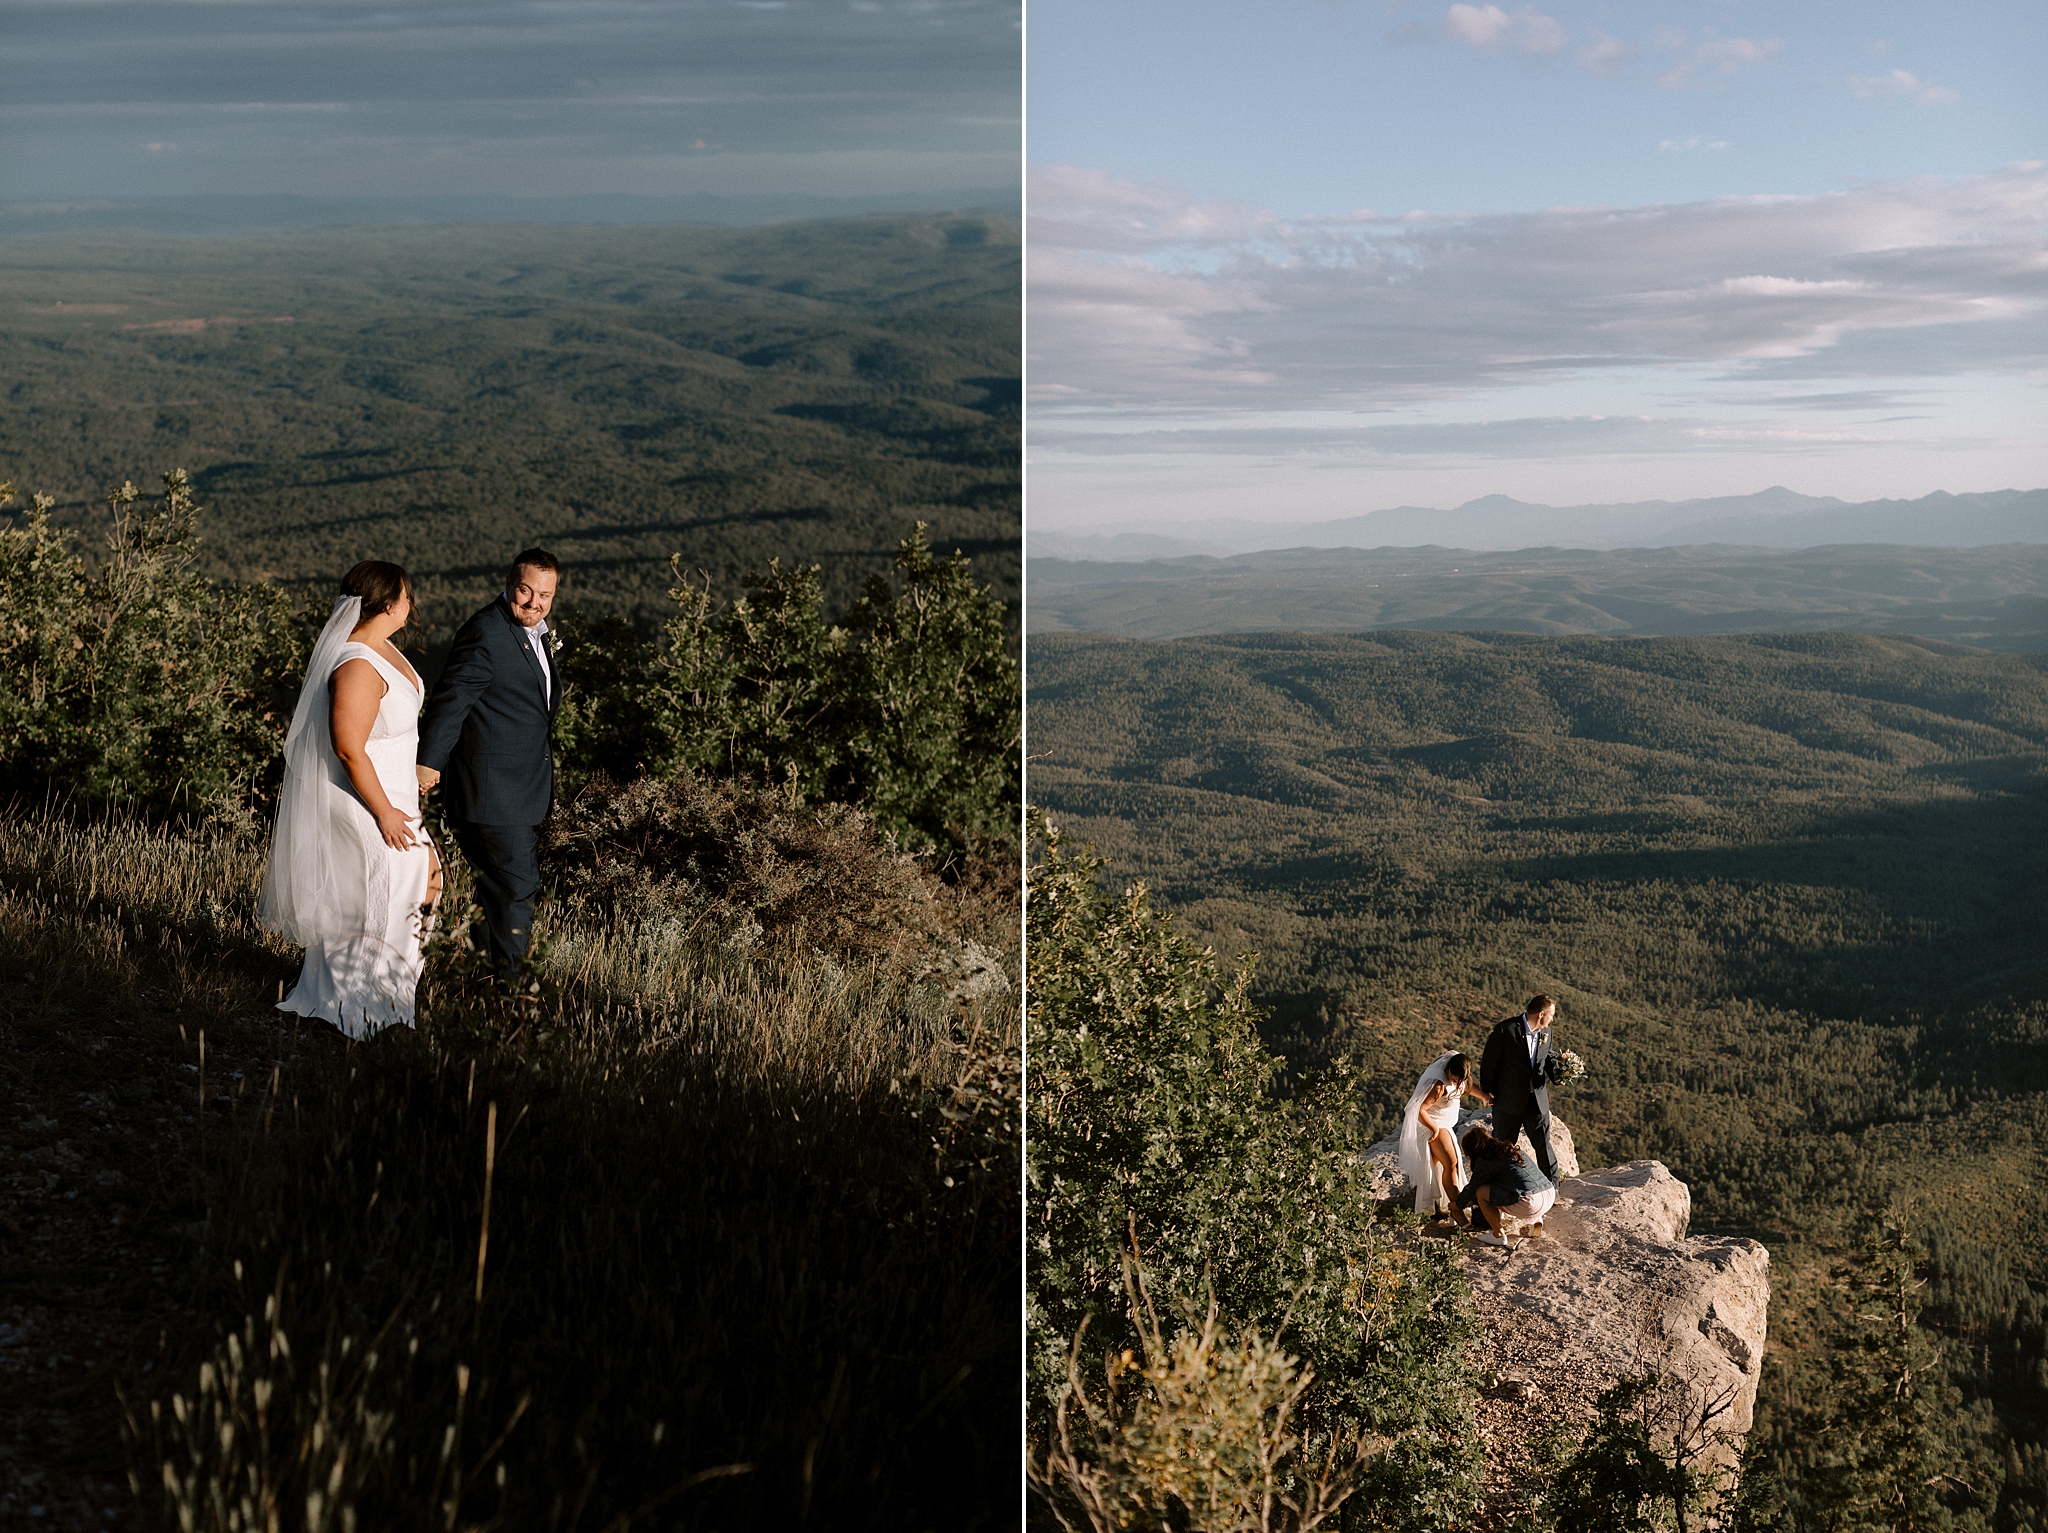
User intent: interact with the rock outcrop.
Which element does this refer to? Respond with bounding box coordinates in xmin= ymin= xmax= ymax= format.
xmin=1361 ymin=1116 xmax=1771 ymax=1508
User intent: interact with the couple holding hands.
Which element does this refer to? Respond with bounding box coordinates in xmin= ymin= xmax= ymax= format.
xmin=257 ymin=550 xmax=564 ymax=1038
xmin=1397 ymin=996 xmax=1571 ymax=1251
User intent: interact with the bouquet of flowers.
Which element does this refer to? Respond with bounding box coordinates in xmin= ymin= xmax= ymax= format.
xmin=1546 ymin=1049 xmax=1586 ymax=1084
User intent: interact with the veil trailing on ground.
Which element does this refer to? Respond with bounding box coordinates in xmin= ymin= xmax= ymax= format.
xmin=257 ymin=595 xmax=362 ymax=947
xmin=1397 ymin=1050 xmax=1461 ymax=1211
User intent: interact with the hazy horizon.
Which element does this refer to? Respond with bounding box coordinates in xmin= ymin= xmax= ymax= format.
xmin=1025 ymin=0 xmax=2046 ymax=532
xmin=1028 ymin=482 xmax=2048 ymax=538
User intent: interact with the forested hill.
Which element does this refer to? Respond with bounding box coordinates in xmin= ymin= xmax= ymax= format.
xmin=1027 ymin=629 xmax=2048 ymax=1486
xmin=1027 ymin=542 xmax=2048 ymax=650
xmin=0 ymin=216 xmax=1018 ymax=638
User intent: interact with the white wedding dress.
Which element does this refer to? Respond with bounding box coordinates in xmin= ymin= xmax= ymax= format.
xmin=260 ymin=600 xmax=436 ymax=1040
xmin=1397 ymin=1051 xmax=1468 ymax=1217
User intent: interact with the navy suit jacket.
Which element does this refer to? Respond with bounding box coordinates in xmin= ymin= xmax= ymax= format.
xmin=418 ymin=597 xmax=559 ymax=827
xmin=1479 ymin=1015 xmax=1554 ymax=1123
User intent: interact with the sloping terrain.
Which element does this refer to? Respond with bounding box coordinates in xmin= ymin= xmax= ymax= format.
xmin=1026 ymin=629 xmax=2048 ymax=1495
xmin=0 ymin=216 xmax=1019 ymax=637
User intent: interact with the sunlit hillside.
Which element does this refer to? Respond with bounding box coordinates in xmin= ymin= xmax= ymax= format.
xmin=1026 ymin=627 xmax=2048 ymax=1520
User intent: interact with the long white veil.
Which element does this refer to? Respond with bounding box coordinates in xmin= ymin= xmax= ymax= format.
xmin=257 ymin=596 xmax=361 ymax=946
xmin=1397 ymin=1050 xmax=1460 ymax=1212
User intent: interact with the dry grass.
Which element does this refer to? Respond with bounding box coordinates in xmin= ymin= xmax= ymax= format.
xmin=0 ymin=796 xmax=1020 ymax=1532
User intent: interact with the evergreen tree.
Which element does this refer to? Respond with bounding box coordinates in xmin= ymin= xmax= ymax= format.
xmin=1800 ymin=1219 xmax=1998 ymax=1533
xmin=836 ymin=524 xmax=1019 ymax=847
xmin=1025 ymin=810 xmax=1481 ymax=1531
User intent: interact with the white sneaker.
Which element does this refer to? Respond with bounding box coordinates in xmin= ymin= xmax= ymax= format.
xmin=1470 ymin=1230 xmax=1510 ymax=1248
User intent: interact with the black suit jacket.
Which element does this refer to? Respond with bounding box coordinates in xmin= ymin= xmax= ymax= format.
xmin=418 ymin=597 xmax=559 ymax=827
xmin=1479 ymin=1014 xmax=1554 ymax=1123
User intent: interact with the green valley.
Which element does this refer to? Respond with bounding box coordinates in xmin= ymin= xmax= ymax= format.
xmin=0 ymin=216 xmax=1019 ymax=640
xmin=1026 ymin=628 xmax=2048 ymax=1517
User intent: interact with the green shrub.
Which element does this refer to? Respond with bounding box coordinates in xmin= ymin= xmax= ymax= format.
xmin=0 ymin=472 xmax=1016 ymax=854
xmin=1024 ymin=807 xmax=1481 ymax=1529
xmin=1543 ymin=1376 xmax=1714 ymax=1533
xmin=832 ymin=527 xmax=1020 ymax=849
xmin=540 ymin=768 xmax=963 ymax=962
xmin=1030 ymin=1268 xmax=1388 ymax=1533
xmin=556 ymin=524 xmax=1019 ymax=854
xmin=0 ymin=472 xmax=304 ymax=826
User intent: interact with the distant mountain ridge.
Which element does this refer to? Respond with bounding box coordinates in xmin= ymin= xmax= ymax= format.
xmin=1029 ymin=486 xmax=2047 ymax=559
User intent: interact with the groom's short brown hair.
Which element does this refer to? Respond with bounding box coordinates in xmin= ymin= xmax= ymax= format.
xmin=1525 ymin=994 xmax=1555 ymax=1017
xmin=509 ymin=548 xmax=560 ymax=584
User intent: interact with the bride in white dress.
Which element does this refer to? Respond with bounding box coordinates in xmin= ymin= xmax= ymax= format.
xmin=1396 ymin=1050 xmax=1491 ymax=1222
xmin=259 ymin=562 xmax=442 ymax=1039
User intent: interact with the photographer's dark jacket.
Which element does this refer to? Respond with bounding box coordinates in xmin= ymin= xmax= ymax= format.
xmin=418 ymin=597 xmax=559 ymax=827
xmin=1456 ymin=1154 xmax=1554 ymax=1210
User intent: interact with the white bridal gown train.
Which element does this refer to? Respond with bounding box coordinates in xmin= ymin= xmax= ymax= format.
xmin=263 ymin=616 xmax=436 ymax=1040
xmin=1397 ymin=1051 xmax=1468 ymax=1218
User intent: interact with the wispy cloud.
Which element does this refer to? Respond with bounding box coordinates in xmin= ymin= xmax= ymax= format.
xmin=1656 ymin=32 xmax=1784 ymax=91
xmin=1849 ymin=69 xmax=1959 ymax=106
xmin=1577 ymin=32 xmax=1636 ymax=77
xmin=1026 ymin=162 xmax=2048 ymax=410
xmin=1659 ymin=135 xmax=1731 ymax=151
xmin=1028 ymin=412 xmax=1966 ymax=460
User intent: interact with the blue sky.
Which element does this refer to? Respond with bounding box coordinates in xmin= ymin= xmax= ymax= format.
xmin=1026 ymin=0 xmax=2047 ymax=528
xmin=1 ymin=0 xmax=1021 ymax=204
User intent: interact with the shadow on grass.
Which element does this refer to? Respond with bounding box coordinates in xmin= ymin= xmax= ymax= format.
xmin=0 ymin=804 xmax=1019 ymax=1531
xmin=168 ymin=1003 xmax=1017 ymax=1528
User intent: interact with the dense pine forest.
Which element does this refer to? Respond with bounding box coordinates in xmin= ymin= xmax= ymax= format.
xmin=1027 ymin=628 xmax=2048 ymax=1527
xmin=0 ymin=216 xmax=1019 ymax=640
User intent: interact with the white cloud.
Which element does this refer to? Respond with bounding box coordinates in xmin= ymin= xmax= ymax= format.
xmin=1028 ymin=164 xmax=1269 ymax=253
xmin=1030 ymin=412 xmax=1958 ymax=461
xmin=1445 ymin=3 xmax=1512 ymax=49
xmin=1850 ymin=69 xmax=1958 ymax=106
xmin=1717 ymin=276 xmax=1865 ymax=296
xmin=1659 ymin=135 xmax=1731 ymax=151
xmin=1441 ymin=4 xmax=1565 ymax=58
xmin=1026 ymin=163 xmax=2048 ymax=409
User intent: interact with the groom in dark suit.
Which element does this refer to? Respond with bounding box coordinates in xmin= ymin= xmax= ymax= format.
xmin=1478 ymin=993 xmax=1562 ymax=1182
xmin=416 ymin=549 xmax=561 ymax=985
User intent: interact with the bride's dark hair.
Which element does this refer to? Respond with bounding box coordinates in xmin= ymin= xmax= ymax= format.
xmin=1442 ymin=1051 xmax=1470 ymax=1083
xmin=341 ymin=560 xmax=416 ymax=643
